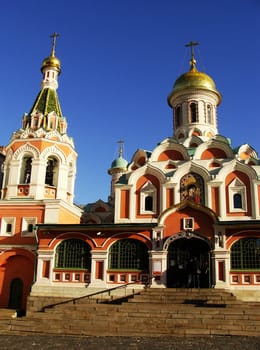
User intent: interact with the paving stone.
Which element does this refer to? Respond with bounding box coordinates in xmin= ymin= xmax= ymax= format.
xmin=0 ymin=335 xmax=260 ymax=350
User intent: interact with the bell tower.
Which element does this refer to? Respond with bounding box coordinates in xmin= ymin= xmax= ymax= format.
xmin=168 ymin=41 xmax=222 ymax=143
xmin=2 ymin=33 xmax=78 ymax=206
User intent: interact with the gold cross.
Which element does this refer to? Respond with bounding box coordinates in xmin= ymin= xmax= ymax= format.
xmin=185 ymin=41 xmax=199 ymax=58
xmin=50 ymin=32 xmax=59 ymax=56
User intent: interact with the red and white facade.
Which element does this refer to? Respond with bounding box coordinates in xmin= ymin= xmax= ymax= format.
xmin=1 ymin=42 xmax=260 ymax=310
xmin=0 ymin=41 xmax=81 ymax=310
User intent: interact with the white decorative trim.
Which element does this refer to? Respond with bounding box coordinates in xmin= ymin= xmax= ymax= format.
xmin=150 ymin=141 xmax=190 ymax=162
xmin=40 ymin=145 xmax=67 ymax=163
xmin=21 ymin=217 xmax=37 ymax=237
xmin=140 ymin=181 xmax=157 ymax=214
xmin=194 ymin=139 xmax=234 ymax=160
xmin=228 ymin=178 xmax=247 ymax=212
xmin=0 ymin=217 xmax=16 ymax=236
xmin=183 ymin=217 xmax=194 ymax=231
xmin=13 ymin=143 xmax=40 ymax=160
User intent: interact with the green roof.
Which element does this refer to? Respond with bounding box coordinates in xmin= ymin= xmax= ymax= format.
xmin=29 ymin=88 xmax=62 ymax=117
xmin=111 ymin=156 xmax=128 ymax=169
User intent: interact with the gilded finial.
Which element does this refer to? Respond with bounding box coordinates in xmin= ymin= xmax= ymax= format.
xmin=41 ymin=33 xmax=61 ymax=75
xmin=50 ymin=32 xmax=60 ymax=57
xmin=117 ymin=140 xmax=124 ymax=157
xmin=185 ymin=41 xmax=199 ymax=70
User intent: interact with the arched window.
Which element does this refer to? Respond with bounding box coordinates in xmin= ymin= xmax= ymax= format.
xmin=145 ymin=195 xmax=153 ymax=211
xmin=190 ymin=102 xmax=198 ymax=123
xmin=108 ymin=239 xmax=149 ymax=270
xmin=228 ymin=178 xmax=247 ymax=212
xmin=20 ymin=156 xmax=32 ymax=184
xmin=207 ymin=104 xmax=212 ymax=124
xmin=231 ymin=238 xmax=260 ymax=270
xmin=45 ymin=157 xmax=58 ymax=186
xmin=175 ymin=105 xmax=182 ymax=127
xmin=55 ymin=239 xmax=91 ymax=269
xmin=140 ymin=181 xmax=157 ymax=214
xmin=233 ymin=193 xmax=242 ymax=209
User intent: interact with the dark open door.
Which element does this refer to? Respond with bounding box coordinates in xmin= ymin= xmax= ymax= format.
xmin=167 ymin=237 xmax=211 ymax=288
xmin=8 ymin=278 xmax=23 ymax=309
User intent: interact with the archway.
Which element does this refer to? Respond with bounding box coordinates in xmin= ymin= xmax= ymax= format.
xmin=8 ymin=278 xmax=23 ymax=309
xmin=166 ymin=234 xmax=211 ymax=288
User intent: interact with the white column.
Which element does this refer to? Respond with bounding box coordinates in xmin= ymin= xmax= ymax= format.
xmin=30 ymin=159 xmax=46 ymax=199
xmin=88 ymin=250 xmax=107 ymax=288
xmin=149 ymin=250 xmax=167 ymax=288
xmin=34 ymin=251 xmax=54 ymax=285
xmin=56 ymin=164 xmax=68 ymax=200
xmin=213 ymin=250 xmax=230 ymax=289
xmin=218 ymin=183 xmax=226 ymax=218
xmin=6 ymin=159 xmax=20 ymax=198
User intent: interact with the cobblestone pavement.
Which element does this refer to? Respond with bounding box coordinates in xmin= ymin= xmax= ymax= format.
xmin=0 ymin=335 xmax=260 ymax=350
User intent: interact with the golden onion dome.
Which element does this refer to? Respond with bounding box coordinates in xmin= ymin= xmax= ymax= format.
xmin=41 ymin=54 xmax=61 ymax=74
xmin=168 ymin=58 xmax=221 ymax=105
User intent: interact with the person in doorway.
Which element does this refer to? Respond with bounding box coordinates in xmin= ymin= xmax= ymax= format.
xmin=187 ymin=258 xmax=194 ymax=287
xmin=193 ymin=257 xmax=201 ymax=288
xmin=187 ymin=257 xmax=201 ymax=288
xmin=201 ymin=261 xmax=209 ymax=288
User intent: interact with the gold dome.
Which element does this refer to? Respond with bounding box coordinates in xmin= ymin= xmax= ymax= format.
xmin=41 ymin=54 xmax=61 ymax=74
xmin=168 ymin=59 xmax=221 ymax=105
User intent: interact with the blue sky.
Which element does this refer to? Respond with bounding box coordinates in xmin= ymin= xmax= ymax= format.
xmin=0 ymin=0 xmax=259 ymax=205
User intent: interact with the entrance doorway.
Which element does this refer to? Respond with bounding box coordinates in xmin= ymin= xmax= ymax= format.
xmin=8 ymin=278 xmax=23 ymax=309
xmin=167 ymin=237 xmax=211 ymax=288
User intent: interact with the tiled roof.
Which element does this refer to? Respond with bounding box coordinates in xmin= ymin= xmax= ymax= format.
xmin=29 ymin=88 xmax=62 ymax=117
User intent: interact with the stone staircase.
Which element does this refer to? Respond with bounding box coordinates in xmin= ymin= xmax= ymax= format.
xmin=0 ymin=308 xmax=16 ymax=334
xmin=2 ymin=288 xmax=260 ymax=337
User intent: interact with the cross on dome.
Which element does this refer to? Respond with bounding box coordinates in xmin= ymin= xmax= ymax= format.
xmin=50 ymin=32 xmax=60 ymax=57
xmin=185 ymin=41 xmax=199 ymax=69
xmin=117 ymin=140 xmax=124 ymax=157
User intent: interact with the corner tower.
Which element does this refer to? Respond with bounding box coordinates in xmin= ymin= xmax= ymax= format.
xmin=108 ymin=140 xmax=128 ymax=204
xmin=168 ymin=41 xmax=222 ymax=143
xmin=2 ymin=33 xmax=78 ymax=207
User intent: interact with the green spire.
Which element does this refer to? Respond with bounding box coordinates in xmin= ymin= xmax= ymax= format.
xmin=29 ymin=88 xmax=63 ymax=118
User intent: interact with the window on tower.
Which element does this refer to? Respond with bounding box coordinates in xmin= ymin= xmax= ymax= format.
xmin=0 ymin=217 xmax=15 ymax=236
xmin=21 ymin=217 xmax=37 ymax=237
xmin=20 ymin=156 xmax=32 ymax=184
xmin=174 ymin=105 xmax=182 ymax=128
xmin=45 ymin=157 xmax=58 ymax=186
xmin=190 ymin=102 xmax=198 ymax=123
xmin=207 ymin=104 xmax=212 ymax=124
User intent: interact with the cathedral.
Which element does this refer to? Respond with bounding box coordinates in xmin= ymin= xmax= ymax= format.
xmin=0 ymin=36 xmax=260 ymax=312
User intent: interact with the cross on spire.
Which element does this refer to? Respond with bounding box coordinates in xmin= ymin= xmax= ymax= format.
xmin=50 ymin=32 xmax=59 ymax=56
xmin=185 ymin=41 xmax=199 ymax=69
xmin=117 ymin=140 xmax=124 ymax=157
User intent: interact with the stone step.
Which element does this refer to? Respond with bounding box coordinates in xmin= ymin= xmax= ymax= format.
xmin=0 ymin=308 xmax=16 ymax=319
xmin=5 ymin=288 xmax=260 ymax=337
xmin=9 ymin=311 xmax=260 ymax=337
xmin=128 ymin=297 xmax=236 ymax=305
xmin=37 ymin=299 xmax=259 ymax=319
